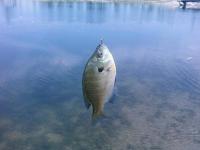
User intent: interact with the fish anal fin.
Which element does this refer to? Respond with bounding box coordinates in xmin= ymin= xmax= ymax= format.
xmin=108 ymin=83 xmax=118 ymax=104
xmin=109 ymin=93 xmax=116 ymax=104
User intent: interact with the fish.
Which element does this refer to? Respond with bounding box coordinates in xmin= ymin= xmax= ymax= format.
xmin=82 ymin=41 xmax=116 ymax=119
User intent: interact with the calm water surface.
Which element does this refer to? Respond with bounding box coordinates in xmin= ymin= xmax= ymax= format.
xmin=0 ymin=0 xmax=200 ymax=149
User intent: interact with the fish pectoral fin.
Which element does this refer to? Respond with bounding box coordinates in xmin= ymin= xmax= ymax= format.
xmin=106 ymin=66 xmax=112 ymax=72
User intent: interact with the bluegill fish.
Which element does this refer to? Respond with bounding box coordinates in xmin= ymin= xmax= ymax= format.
xmin=82 ymin=41 xmax=116 ymax=119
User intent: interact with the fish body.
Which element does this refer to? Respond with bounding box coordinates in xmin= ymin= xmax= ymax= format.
xmin=82 ymin=42 xmax=116 ymax=119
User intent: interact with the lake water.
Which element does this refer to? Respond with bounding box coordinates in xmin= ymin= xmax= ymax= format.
xmin=0 ymin=0 xmax=200 ymax=149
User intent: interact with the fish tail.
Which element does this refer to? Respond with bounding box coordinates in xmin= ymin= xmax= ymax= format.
xmin=91 ymin=111 xmax=105 ymax=125
xmin=92 ymin=107 xmax=105 ymax=120
xmin=92 ymin=111 xmax=104 ymax=120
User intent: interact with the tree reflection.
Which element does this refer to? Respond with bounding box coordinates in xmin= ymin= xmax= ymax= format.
xmin=1 ymin=0 xmax=16 ymax=23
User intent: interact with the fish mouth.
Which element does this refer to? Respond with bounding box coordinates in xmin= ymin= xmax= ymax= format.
xmin=98 ymin=67 xmax=104 ymax=72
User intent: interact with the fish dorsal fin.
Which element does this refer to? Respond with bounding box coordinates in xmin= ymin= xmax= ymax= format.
xmin=82 ymin=68 xmax=91 ymax=109
xmin=83 ymin=89 xmax=91 ymax=109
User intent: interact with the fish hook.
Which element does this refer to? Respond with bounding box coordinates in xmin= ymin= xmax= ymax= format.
xmin=100 ymin=38 xmax=103 ymax=45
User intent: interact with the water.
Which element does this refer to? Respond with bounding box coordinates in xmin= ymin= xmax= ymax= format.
xmin=0 ymin=0 xmax=200 ymax=149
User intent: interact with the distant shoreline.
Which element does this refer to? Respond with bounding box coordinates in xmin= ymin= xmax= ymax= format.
xmin=38 ymin=0 xmax=200 ymax=9
xmin=39 ymin=0 xmax=176 ymax=3
xmin=39 ymin=0 xmax=178 ymax=5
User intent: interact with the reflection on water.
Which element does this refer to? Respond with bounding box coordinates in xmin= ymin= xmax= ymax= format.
xmin=0 ymin=0 xmax=200 ymax=150
xmin=0 ymin=0 xmax=200 ymax=25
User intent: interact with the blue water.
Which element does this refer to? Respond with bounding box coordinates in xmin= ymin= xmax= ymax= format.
xmin=0 ymin=0 xmax=200 ymax=149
